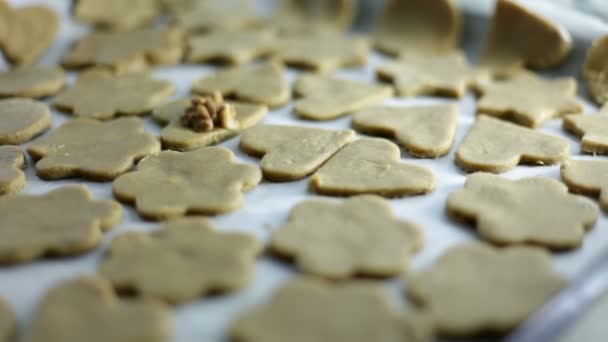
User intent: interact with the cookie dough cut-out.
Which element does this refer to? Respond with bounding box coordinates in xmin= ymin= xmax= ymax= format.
xmin=193 ymin=63 xmax=290 ymax=108
xmin=311 ymin=138 xmax=435 ymax=197
xmin=54 ymin=72 xmax=174 ymax=120
xmin=477 ymin=71 xmax=583 ymax=128
xmin=0 ymin=146 xmax=25 ymax=195
xmin=407 ymin=243 xmax=565 ymax=336
xmin=28 ymin=118 xmax=160 ymax=181
xmin=172 ymin=0 xmax=260 ymax=34
xmin=0 ymin=98 xmax=51 ymax=145
xmin=563 ymin=108 xmax=608 ymax=154
xmin=100 ymin=217 xmax=261 ymax=304
xmin=240 ymin=125 xmax=355 ymax=181
xmin=447 ymin=173 xmax=598 ymax=249
xmin=75 ymin=0 xmax=161 ymax=32
xmin=0 ymin=66 xmax=65 ymax=98
xmin=585 ymin=35 xmax=608 ymax=105
xmin=230 ymin=277 xmax=434 ymax=342
xmin=352 ymin=104 xmax=459 ymax=158
xmin=268 ymin=0 xmax=356 ymax=35
xmin=456 ymin=115 xmax=569 ymax=173
xmin=294 ymin=74 xmax=393 ymax=120
xmin=0 ymin=186 xmax=122 ymax=264
xmin=113 ymin=147 xmax=261 ymax=220
xmin=0 ymin=297 xmax=15 ymax=342
xmin=153 ymin=97 xmax=267 ymax=151
xmin=187 ymin=29 xmax=275 ymax=65
xmin=20 ymin=276 xmax=171 ymax=342
xmin=561 ymin=159 xmax=608 ymax=211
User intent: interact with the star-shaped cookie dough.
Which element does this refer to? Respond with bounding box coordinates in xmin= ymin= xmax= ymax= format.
xmin=561 ymin=159 xmax=608 ymax=211
xmin=407 ymin=243 xmax=565 ymax=336
xmin=0 ymin=146 xmax=25 ymax=195
xmin=0 ymin=98 xmax=51 ymax=145
xmin=563 ymin=109 xmax=608 ymax=154
xmin=193 ymin=63 xmax=290 ymax=108
xmin=113 ymin=147 xmax=261 ymax=220
xmin=0 ymin=297 xmax=15 ymax=342
xmin=230 ymin=277 xmax=433 ymax=342
xmin=271 ymin=195 xmax=423 ymax=279
xmin=352 ymin=104 xmax=459 ymax=158
xmin=456 ymin=115 xmax=569 ymax=173
xmin=28 ymin=118 xmax=160 ymax=181
xmin=172 ymin=0 xmax=260 ymax=34
xmin=294 ymin=74 xmax=393 ymax=120
xmin=100 ymin=217 xmax=261 ymax=304
xmin=74 ymin=0 xmax=161 ymax=32
xmin=311 ymin=138 xmax=435 ymax=197
xmin=21 ymin=276 xmax=171 ymax=342
xmin=54 ymin=72 xmax=174 ymax=120
xmin=585 ymin=35 xmax=608 ymax=105
xmin=0 ymin=66 xmax=65 ymax=98
xmin=239 ymin=124 xmax=355 ymax=181
xmin=447 ymin=173 xmax=598 ymax=249
xmin=153 ymin=98 xmax=267 ymax=151
xmin=187 ymin=29 xmax=275 ymax=65
xmin=0 ymin=186 xmax=122 ymax=264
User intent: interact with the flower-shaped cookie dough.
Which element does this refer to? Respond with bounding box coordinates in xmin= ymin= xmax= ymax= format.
xmin=186 ymin=29 xmax=275 ymax=65
xmin=0 ymin=186 xmax=122 ymax=264
xmin=28 ymin=118 xmax=160 ymax=181
xmin=0 ymin=66 xmax=65 ymax=98
xmin=563 ymin=108 xmax=608 ymax=154
xmin=21 ymin=276 xmax=171 ymax=342
xmin=271 ymin=196 xmax=423 ymax=279
xmin=231 ymin=277 xmax=433 ymax=342
xmin=447 ymin=173 xmax=598 ymax=249
xmin=113 ymin=147 xmax=262 ymax=220
xmin=311 ymin=138 xmax=435 ymax=197
xmin=456 ymin=115 xmax=569 ymax=173
xmin=0 ymin=146 xmax=25 ymax=195
xmin=0 ymin=98 xmax=51 ymax=145
xmin=0 ymin=297 xmax=15 ymax=342
xmin=407 ymin=243 xmax=565 ymax=336
xmin=153 ymin=98 xmax=267 ymax=151
xmin=74 ymin=0 xmax=161 ymax=32
xmin=561 ymin=159 xmax=608 ymax=211
xmin=100 ymin=217 xmax=261 ymax=304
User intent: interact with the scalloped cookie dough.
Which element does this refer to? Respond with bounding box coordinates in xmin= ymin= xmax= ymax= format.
xmin=585 ymin=35 xmax=608 ymax=105
xmin=0 ymin=297 xmax=15 ymax=342
xmin=54 ymin=72 xmax=174 ymax=120
xmin=240 ymin=125 xmax=355 ymax=181
xmin=271 ymin=195 xmax=423 ymax=279
xmin=28 ymin=118 xmax=160 ymax=181
xmin=0 ymin=186 xmax=122 ymax=264
xmin=456 ymin=115 xmax=570 ymax=173
xmin=193 ymin=63 xmax=290 ymax=108
xmin=311 ymin=138 xmax=435 ymax=197
xmin=113 ymin=147 xmax=261 ymax=220
xmin=100 ymin=217 xmax=261 ymax=304
xmin=268 ymin=0 xmax=356 ymax=35
xmin=447 ymin=173 xmax=598 ymax=249
xmin=0 ymin=146 xmax=25 ymax=195
xmin=352 ymin=104 xmax=459 ymax=158
xmin=407 ymin=243 xmax=565 ymax=336
xmin=0 ymin=66 xmax=65 ymax=98
xmin=563 ymin=109 xmax=608 ymax=154
xmin=153 ymin=98 xmax=267 ymax=151
xmin=231 ymin=277 xmax=433 ymax=342
xmin=0 ymin=98 xmax=51 ymax=145
xmin=186 ymin=29 xmax=275 ymax=65
xmin=294 ymin=74 xmax=393 ymax=121
xmin=74 ymin=0 xmax=161 ymax=32
xmin=21 ymin=276 xmax=172 ymax=342
xmin=172 ymin=0 xmax=260 ymax=34
xmin=476 ymin=72 xmax=583 ymax=128
xmin=561 ymin=159 xmax=608 ymax=211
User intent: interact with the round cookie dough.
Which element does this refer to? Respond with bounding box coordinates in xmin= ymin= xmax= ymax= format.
xmin=0 ymin=66 xmax=65 ymax=98
xmin=0 ymin=98 xmax=52 ymax=145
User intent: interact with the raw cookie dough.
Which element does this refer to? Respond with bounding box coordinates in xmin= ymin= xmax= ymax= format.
xmin=456 ymin=115 xmax=569 ymax=173
xmin=447 ymin=173 xmax=598 ymax=249
xmin=21 ymin=276 xmax=171 ymax=342
xmin=294 ymin=74 xmax=393 ymax=120
xmin=561 ymin=159 xmax=608 ymax=211
xmin=0 ymin=297 xmax=15 ymax=342
xmin=172 ymin=0 xmax=260 ymax=34
xmin=0 ymin=146 xmax=24 ymax=195
xmin=230 ymin=277 xmax=433 ymax=342
xmin=54 ymin=72 xmax=174 ymax=120
xmin=28 ymin=118 xmax=160 ymax=181
xmin=563 ymin=108 xmax=608 ymax=154
xmin=0 ymin=98 xmax=51 ymax=145
xmin=193 ymin=63 xmax=290 ymax=108
xmin=62 ymin=28 xmax=183 ymax=73
xmin=585 ymin=35 xmax=608 ymax=105
xmin=268 ymin=0 xmax=356 ymax=35
xmin=407 ymin=243 xmax=565 ymax=336
xmin=186 ymin=29 xmax=275 ymax=65
xmin=0 ymin=186 xmax=122 ymax=264
xmin=373 ymin=0 xmax=461 ymax=56
xmin=481 ymin=0 xmax=572 ymax=73
xmin=74 ymin=0 xmax=161 ymax=32
xmin=113 ymin=147 xmax=261 ymax=220
xmin=476 ymin=71 xmax=583 ymax=128
xmin=153 ymin=98 xmax=267 ymax=151
xmin=239 ymin=125 xmax=355 ymax=181
xmin=271 ymin=195 xmax=423 ymax=279
xmin=0 ymin=66 xmax=65 ymax=98
xmin=352 ymin=104 xmax=459 ymax=158
xmin=100 ymin=217 xmax=261 ymax=304
xmin=311 ymin=138 xmax=435 ymax=197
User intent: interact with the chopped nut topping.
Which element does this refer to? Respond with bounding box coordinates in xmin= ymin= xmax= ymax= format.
xmin=181 ymin=92 xmax=239 ymax=132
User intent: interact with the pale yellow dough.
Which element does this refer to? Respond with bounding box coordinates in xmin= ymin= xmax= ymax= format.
xmin=0 ymin=98 xmax=51 ymax=145
xmin=0 ymin=146 xmax=25 ymax=195
xmin=0 ymin=66 xmax=65 ymax=98
xmin=187 ymin=29 xmax=275 ymax=65
xmin=74 ymin=0 xmax=161 ymax=31
xmin=268 ymin=0 xmax=356 ymax=35
xmin=172 ymin=0 xmax=260 ymax=34
xmin=563 ymin=107 xmax=608 ymax=154
xmin=585 ymin=35 xmax=608 ymax=105
xmin=561 ymin=159 xmax=608 ymax=211
xmin=0 ymin=297 xmax=15 ymax=342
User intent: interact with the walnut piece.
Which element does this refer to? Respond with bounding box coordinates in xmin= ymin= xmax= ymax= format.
xmin=181 ymin=92 xmax=238 ymax=132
